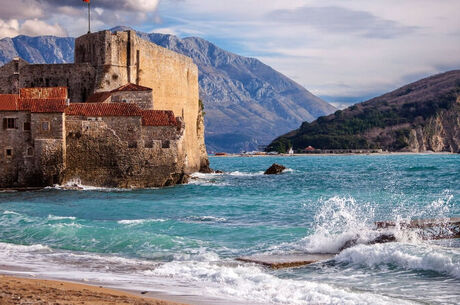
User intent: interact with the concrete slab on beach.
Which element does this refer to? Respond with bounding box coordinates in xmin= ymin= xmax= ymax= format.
xmin=237 ymin=253 xmax=336 ymax=269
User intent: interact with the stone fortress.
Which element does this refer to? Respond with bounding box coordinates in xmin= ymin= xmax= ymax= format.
xmin=0 ymin=29 xmax=209 ymax=188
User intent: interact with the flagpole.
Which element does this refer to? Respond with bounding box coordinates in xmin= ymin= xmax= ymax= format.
xmin=87 ymin=1 xmax=91 ymax=33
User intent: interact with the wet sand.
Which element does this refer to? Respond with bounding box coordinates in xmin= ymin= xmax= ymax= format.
xmin=0 ymin=275 xmax=187 ymax=305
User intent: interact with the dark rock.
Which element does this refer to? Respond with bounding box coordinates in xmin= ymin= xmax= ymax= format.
xmin=339 ymin=233 xmax=397 ymax=251
xmin=369 ymin=233 xmax=396 ymax=244
xmin=214 ymin=170 xmax=224 ymax=174
xmin=264 ymin=163 xmax=286 ymax=175
xmin=199 ymin=159 xmax=213 ymax=173
xmin=339 ymin=238 xmax=358 ymax=251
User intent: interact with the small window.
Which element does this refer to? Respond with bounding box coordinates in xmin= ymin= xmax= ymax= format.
xmin=162 ymin=140 xmax=170 ymax=149
xmin=23 ymin=122 xmax=31 ymax=131
xmin=41 ymin=121 xmax=50 ymax=131
xmin=14 ymin=61 xmax=19 ymax=74
xmin=26 ymin=147 xmax=33 ymax=157
xmin=128 ymin=141 xmax=137 ymax=148
xmin=122 ymin=99 xmax=127 ymax=103
xmin=3 ymin=118 xmax=17 ymax=129
xmin=144 ymin=141 xmax=153 ymax=148
xmin=5 ymin=148 xmax=13 ymax=158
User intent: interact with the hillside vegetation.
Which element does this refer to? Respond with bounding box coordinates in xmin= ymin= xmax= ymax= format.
xmin=267 ymin=70 xmax=460 ymax=153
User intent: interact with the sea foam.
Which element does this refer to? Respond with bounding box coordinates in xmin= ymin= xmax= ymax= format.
xmin=336 ymin=243 xmax=460 ymax=279
xmin=148 ymin=260 xmax=413 ymax=305
xmin=117 ymin=218 xmax=166 ymax=225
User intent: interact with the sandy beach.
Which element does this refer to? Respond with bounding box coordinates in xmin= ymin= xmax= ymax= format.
xmin=0 ymin=275 xmax=187 ymax=305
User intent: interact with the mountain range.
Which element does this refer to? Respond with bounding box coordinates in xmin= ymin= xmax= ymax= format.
xmin=0 ymin=26 xmax=335 ymax=152
xmin=267 ymin=70 xmax=460 ymax=153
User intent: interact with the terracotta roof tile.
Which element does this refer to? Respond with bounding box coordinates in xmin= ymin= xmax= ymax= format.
xmin=65 ymin=103 xmax=143 ymax=117
xmin=20 ymin=87 xmax=68 ymax=99
xmin=141 ymin=110 xmax=177 ymax=126
xmin=111 ymin=83 xmax=152 ymax=92
xmin=86 ymin=91 xmax=112 ymax=103
xmin=19 ymin=99 xmax=67 ymax=113
xmin=0 ymin=94 xmax=19 ymax=111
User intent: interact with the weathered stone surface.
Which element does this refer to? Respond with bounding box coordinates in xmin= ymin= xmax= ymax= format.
xmin=264 ymin=163 xmax=286 ymax=175
xmin=0 ymin=29 xmax=209 ymax=188
xmin=63 ymin=113 xmax=186 ymax=188
xmin=74 ymin=30 xmax=207 ymax=173
xmin=0 ymin=29 xmax=208 ymax=176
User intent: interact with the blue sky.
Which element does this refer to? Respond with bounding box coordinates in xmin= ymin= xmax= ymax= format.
xmin=1 ymin=0 xmax=459 ymax=108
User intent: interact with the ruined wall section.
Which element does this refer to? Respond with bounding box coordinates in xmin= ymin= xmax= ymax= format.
xmin=0 ymin=111 xmax=37 ymax=187
xmin=75 ymin=30 xmax=207 ymax=173
xmin=19 ymin=64 xmax=96 ymax=102
xmin=64 ymin=116 xmax=187 ymax=188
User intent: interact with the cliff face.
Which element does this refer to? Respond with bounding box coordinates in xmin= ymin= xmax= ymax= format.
xmin=407 ymin=103 xmax=460 ymax=152
xmin=268 ymin=70 xmax=460 ymax=153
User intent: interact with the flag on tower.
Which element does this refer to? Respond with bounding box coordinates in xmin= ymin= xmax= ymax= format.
xmin=82 ymin=0 xmax=91 ymax=33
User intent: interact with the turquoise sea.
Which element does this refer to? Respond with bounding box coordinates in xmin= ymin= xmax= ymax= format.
xmin=0 ymin=155 xmax=459 ymax=304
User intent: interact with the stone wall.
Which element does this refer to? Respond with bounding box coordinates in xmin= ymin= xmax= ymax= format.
xmin=19 ymin=63 xmax=96 ymax=102
xmin=0 ymin=111 xmax=36 ymax=187
xmin=111 ymin=91 xmax=153 ymax=109
xmin=30 ymin=113 xmax=66 ymax=185
xmin=64 ymin=115 xmax=186 ymax=188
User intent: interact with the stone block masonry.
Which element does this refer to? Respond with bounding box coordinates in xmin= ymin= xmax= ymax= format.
xmin=0 ymin=94 xmax=189 ymax=188
xmin=74 ymin=30 xmax=207 ymax=173
xmin=0 ymin=28 xmax=210 ymax=187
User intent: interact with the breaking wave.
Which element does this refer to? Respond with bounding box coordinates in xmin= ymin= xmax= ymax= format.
xmin=117 ymin=218 xmax=167 ymax=225
xmin=148 ymin=260 xmax=412 ymax=305
xmin=297 ymin=193 xmax=455 ymax=254
xmin=47 ymin=215 xmax=76 ymax=221
xmin=184 ymin=216 xmax=227 ymax=223
xmin=336 ymin=243 xmax=460 ymax=279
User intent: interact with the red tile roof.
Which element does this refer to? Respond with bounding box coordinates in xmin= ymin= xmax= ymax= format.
xmin=19 ymin=99 xmax=67 ymax=113
xmin=86 ymin=91 xmax=112 ymax=103
xmin=111 ymin=83 xmax=152 ymax=92
xmin=0 ymin=94 xmax=19 ymax=111
xmin=65 ymin=103 xmax=143 ymax=117
xmin=0 ymin=95 xmax=66 ymax=113
xmin=141 ymin=110 xmax=177 ymax=126
xmin=20 ymin=87 xmax=68 ymax=99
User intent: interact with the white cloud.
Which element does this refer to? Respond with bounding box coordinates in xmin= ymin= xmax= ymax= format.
xmin=158 ymin=0 xmax=460 ymax=99
xmin=0 ymin=0 xmax=459 ymax=100
xmin=0 ymin=0 xmax=43 ymax=19
xmin=0 ymin=20 xmax=21 ymax=38
xmin=149 ymin=27 xmax=177 ymax=35
xmin=20 ymin=19 xmax=67 ymax=37
xmin=0 ymin=18 xmax=67 ymax=38
xmin=124 ymin=0 xmax=159 ymax=11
